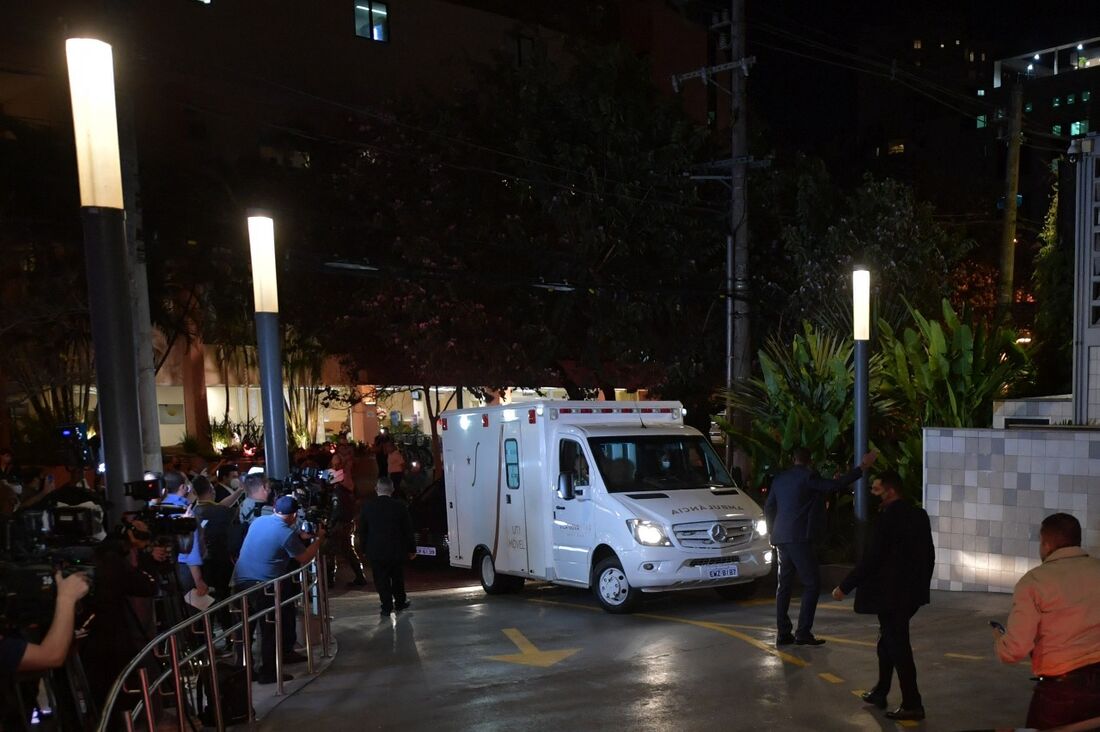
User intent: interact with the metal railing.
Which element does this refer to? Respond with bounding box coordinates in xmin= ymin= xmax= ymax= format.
xmin=96 ymin=555 xmax=333 ymax=731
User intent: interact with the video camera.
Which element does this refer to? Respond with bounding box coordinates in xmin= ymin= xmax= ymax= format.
xmin=0 ymin=532 xmax=97 ymax=634
xmin=278 ymin=468 xmax=336 ymax=535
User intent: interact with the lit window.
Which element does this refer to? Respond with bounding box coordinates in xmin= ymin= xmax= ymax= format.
xmin=1071 ymin=120 xmax=1090 ymax=136
xmin=1084 ymin=91 xmax=1092 ymax=102
xmin=1053 ymin=123 xmax=1063 ymax=136
xmin=977 ymin=89 xmax=985 ymax=96
xmin=1053 ymin=97 xmax=1061 ymax=107
xmin=1025 ymin=102 xmax=1033 ymax=113
xmin=981 ymin=52 xmax=987 ymax=61
xmin=996 ymin=107 xmax=1006 ymax=120
xmin=969 ymin=51 xmax=976 ymax=62
xmin=354 ymin=1 xmax=389 ymax=42
xmin=1068 ymin=94 xmax=1076 ymax=105
xmin=976 ymin=115 xmax=987 ymax=129
xmin=913 ymin=39 xmax=922 ymax=50
xmin=888 ymin=142 xmax=906 ymax=155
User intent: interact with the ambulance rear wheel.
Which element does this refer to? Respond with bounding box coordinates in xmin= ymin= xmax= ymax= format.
xmin=477 ymin=550 xmax=523 ymax=594
xmin=593 ymin=557 xmax=641 ymax=613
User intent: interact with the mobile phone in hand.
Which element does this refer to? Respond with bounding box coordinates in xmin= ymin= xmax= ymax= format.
xmin=990 ymin=620 xmax=1006 ymax=634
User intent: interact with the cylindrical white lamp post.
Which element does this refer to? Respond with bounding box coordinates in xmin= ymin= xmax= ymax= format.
xmin=247 ymin=214 xmax=290 ymax=482
xmin=852 ymin=267 xmax=871 ymax=555
xmin=66 ymin=38 xmax=144 ymax=524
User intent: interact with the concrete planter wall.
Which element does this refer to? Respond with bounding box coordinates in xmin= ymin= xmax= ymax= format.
xmin=923 ymin=427 xmax=1100 ymax=593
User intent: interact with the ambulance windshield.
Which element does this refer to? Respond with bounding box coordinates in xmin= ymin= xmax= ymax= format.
xmin=588 ymin=435 xmax=735 ymax=493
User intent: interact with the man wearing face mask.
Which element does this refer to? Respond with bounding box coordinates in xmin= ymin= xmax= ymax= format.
xmin=213 ymin=463 xmax=242 ymax=504
xmin=832 ymin=471 xmax=935 ymax=722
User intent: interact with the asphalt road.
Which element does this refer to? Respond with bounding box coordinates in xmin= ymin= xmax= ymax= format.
xmin=260 ymin=582 xmax=1034 ymax=731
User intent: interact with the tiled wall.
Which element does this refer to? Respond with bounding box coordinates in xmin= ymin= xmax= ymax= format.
xmin=992 ymin=395 xmax=1072 ymax=429
xmin=923 ymin=427 xmax=1100 ymax=593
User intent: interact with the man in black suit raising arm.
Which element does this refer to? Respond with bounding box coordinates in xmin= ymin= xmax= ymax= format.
xmin=359 ymin=477 xmax=416 ymax=617
xmin=832 ymin=470 xmax=935 ymax=722
xmin=765 ymin=447 xmax=877 ymax=646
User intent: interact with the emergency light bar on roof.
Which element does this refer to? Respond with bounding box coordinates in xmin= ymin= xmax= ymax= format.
xmin=438 ymin=403 xmax=684 ymax=430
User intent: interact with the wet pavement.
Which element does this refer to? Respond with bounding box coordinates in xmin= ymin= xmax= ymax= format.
xmin=258 ymin=579 xmax=1038 ymax=731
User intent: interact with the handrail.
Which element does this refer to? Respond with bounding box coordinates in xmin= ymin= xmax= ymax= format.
xmin=96 ymin=555 xmax=332 ymax=731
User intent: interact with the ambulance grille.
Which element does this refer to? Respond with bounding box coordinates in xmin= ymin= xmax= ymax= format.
xmin=672 ymin=519 xmax=754 ymax=549
xmin=688 ymin=555 xmax=741 ymax=567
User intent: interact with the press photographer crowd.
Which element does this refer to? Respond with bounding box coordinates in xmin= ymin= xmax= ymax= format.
xmin=0 ymin=437 xmax=362 ymax=730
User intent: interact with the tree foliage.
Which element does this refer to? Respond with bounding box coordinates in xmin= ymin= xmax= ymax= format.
xmin=752 ymin=159 xmax=973 ymax=337
xmin=311 ymin=42 xmax=723 ymax=400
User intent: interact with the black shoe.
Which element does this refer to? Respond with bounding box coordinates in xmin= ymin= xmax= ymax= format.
xmin=794 ymin=635 xmax=826 ymax=646
xmin=775 ymin=634 xmax=795 ymax=646
xmin=348 ymin=576 xmax=368 ymax=587
xmin=256 ymin=673 xmax=293 ymax=685
xmin=281 ymin=651 xmax=308 ymax=664
xmin=380 ymin=609 xmax=392 ymax=617
xmin=860 ymin=690 xmax=888 ymax=709
xmin=394 ymin=601 xmax=411 ymax=611
xmin=885 ymin=707 xmax=925 ymax=721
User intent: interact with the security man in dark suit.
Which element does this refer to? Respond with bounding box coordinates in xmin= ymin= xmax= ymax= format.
xmin=833 ymin=470 xmax=935 ymax=722
xmin=358 ymin=477 xmax=416 ymax=617
xmin=765 ymin=447 xmax=876 ymax=646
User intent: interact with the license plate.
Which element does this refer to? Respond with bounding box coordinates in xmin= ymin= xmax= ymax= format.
xmin=416 ymin=546 xmax=437 ymax=556
xmin=708 ymin=565 xmax=739 ymax=579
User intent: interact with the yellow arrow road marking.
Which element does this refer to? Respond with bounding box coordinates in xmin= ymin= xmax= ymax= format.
xmin=485 ymin=628 xmax=579 ymax=668
xmin=819 ymin=672 xmax=844 ymax=683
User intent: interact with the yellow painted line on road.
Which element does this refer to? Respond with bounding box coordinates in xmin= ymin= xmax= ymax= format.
xmin=896 ymin=721 xmax=920 ymax=728
xmin=527 ymin=598 xmax=808 ymax=667
xmin=485 ymin=628 xmax=579 ymax=668
xmin=819 ymin=672 xmax=844 ymax=684
xmin=945 ymin=652 xmax=984 ymax=661
xmin=737 ymin=598 xmax=851 ymax=612
xmin=711 ymin=621 xmax=878 ymax=648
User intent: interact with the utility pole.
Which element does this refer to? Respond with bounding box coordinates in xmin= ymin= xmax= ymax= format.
xmin=998 ymin=82 xmax=1024 ymax=322
xmin=728 ymin=0 xmax=751 ymax=478
xmin=672 ymin=0 xmax=754 ymax=475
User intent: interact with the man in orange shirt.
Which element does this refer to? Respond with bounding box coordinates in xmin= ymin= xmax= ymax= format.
xmin=994 ymin=512 xmax=1100 ymax=729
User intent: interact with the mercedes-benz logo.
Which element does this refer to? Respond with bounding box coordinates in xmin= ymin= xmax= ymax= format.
xmin=710 ymin=523 xmax=728 ymax=543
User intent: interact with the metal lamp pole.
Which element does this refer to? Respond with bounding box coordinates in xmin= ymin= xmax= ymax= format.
xmin=247 ymin=214 xmax=290 ymax=482
xmin=66 ymin=38 xmax=144 ymax=526
xmin=852 ymin=267 xmax=871 ymax=558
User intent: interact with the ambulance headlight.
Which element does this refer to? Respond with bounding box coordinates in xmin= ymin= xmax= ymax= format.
xmin=627 ymin=519 xmax=672 ymax=547
xmin=755 ymin=518 xmax=768 ymax=537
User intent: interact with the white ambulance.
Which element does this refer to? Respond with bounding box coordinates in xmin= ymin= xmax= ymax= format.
xmin=440 ymin=401 xmax=773 ymax=613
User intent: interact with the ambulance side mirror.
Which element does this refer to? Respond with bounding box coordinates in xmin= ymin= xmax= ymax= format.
xmin=557 ymin=471 xmax=575 ymax=501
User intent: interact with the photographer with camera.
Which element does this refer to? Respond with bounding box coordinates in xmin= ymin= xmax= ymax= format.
xmin=1 ymin=571 xmax=89 ymax=673
xmin=232 ymin=495 xmax=324 ymax=684
xmin=192 ymin=476 xmax=234 ymax=623
xmin=158 ymin=472 xmax=209 ymax=602
xmin=326 ymin=456 xmax=367 ymax=589
xmin=82 ymin=514 xmax=169 ymax=709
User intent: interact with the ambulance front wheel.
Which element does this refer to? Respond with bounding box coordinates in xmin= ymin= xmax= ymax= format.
xmin=593 ymin=556 xmax=641 ymax=613
xmin=477 ymin=550 xmax=524 ymax=594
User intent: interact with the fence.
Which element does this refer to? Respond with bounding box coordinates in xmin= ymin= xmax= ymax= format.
xmin=96 ymin=555 xmax=332 ymax=731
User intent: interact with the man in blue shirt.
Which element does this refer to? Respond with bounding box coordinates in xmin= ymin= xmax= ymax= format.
xmin=233 ymin=495 xmax=325 ymax=684
xmin=160 ymin=472 xmax=208 ymax=599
